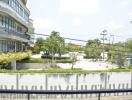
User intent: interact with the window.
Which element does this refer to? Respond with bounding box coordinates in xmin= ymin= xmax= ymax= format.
xmin=4 ymin=0 xmax=29 ymax=21
xmin=1 ymin=16 xmax=5 ymax=28
xmin=0 ymin=15 xmax=2 ymax=27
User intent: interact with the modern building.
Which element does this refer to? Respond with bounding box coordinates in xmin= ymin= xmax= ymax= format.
xmin=125 ymin=53 xmax=132 ymax=67
xmin=0 ymin=0 xmax=34 ymax=52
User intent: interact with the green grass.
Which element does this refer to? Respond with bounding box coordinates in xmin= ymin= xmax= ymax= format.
xmin=0 ymin=68 xmax=132 ymax=73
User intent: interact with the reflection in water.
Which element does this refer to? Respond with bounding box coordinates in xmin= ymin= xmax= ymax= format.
xmin=47 ymin=74 xmax=74 ymax=84
xmin=83 ymin=74 xmax=87 ymax=82
xmin=100 ymin=73 xmax=106 ymax=82
xmin=0 ymin=72 xmax=131 ymax=90
xmin=63 ymin=75 xmax=71 ymax=84
xmin=99 ymin=73 xmax=111 ymax=84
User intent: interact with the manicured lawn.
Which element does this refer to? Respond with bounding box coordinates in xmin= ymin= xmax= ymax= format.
xmin=0 ymin=68 xmax=132 ymax=73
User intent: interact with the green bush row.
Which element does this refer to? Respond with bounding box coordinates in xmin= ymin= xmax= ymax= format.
xmin=18 ymin=58 xmax=73 ymax=63
xmin=41 ymin=56 xmax=70 ymax=60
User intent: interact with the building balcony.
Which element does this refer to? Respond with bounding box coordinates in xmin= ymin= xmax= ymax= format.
xmin=0 ymin=27 xmax=29 ymax=42
xmin=0 ymin=1 xmax=29 ymax=28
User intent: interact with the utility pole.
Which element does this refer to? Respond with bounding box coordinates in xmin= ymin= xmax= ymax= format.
xmin=100 ymin=29 xmax=107 ymax=61
xmin=51 ymin=44 xmax=54 ymax=67
xmin=110 ymin=35 xmax=115 ymax=45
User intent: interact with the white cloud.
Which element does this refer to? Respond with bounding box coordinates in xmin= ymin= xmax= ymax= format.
xmin=128 ymin=11 xmax=132 ymax=17
xmin=33 ymin=18 xmax=59 ymax=31
xmin=59 ymin=0 xmax=98 ymax=14
xmin=72 ymin=17 xmax=83 ymax=27
xmin=120 ymin=0 xmax=130 ymax=6
xmin=106 ymin=21 xmax=124 ymax=30
xmin=39 ymin=2 xmax=47 ymax=8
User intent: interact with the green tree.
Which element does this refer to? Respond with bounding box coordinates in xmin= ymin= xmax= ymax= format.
xmin=65 ymin=43 xmax=82 ymax=52
xmin=126 ymin=39 xmax=132 ymax=52
xmin=84 ymin=39 xmax=102 ymax=60
xmin=32 ymin=38 xmax=45 ymax=53
xmin=87 ymin=39 xmax=101 ymax=46
xmin=108 ymin=43 xmax=126 ymax=67
xmin=32 ymin=31 xmax=65 ymax=55
xmin=69 ymin=52 xmax=77 ymax=69
xmin=45 ymin=31 xmax=65 ymax=57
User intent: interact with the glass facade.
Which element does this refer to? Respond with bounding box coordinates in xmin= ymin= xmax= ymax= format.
xmin=0 ymin=40 xmax=25 ymax=52
xmin=0 ymin=0 xmax=32 ymax=53
xmin=0 ymin=15 xmax=29 ymax=39
xmin=1 ymin=0 xmax=29 ymax=21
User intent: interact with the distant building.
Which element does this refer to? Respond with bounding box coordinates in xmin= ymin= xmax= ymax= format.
xmin=101 ymin=52 xmax=108 ymax=61
xmin=125 ymin=53 xmax=132 ymax=67
xmin=0 ymin=0 xmax=34 ymax=52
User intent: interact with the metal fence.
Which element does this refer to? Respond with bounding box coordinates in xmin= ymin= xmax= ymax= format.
xmin=0 ymin=89 xmax=132 ymax=100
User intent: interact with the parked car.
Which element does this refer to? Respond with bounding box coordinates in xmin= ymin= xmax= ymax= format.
xmin=41 ymin=53 xmax=51 ymax=58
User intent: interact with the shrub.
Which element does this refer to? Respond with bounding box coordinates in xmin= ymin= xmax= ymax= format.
xmin=41 ymin=56 xmax=70 ymax=60
xmin=129 ymin=64 xmax=132 ymax=69
xmin=19 ymin=58 xmax=73 ymax=63
xmin=19 ymin=58 xmax=51 ymax=63
xmin=0 ymin=51 xmax=32 ymax=66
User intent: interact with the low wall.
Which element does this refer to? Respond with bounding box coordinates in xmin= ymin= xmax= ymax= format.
xmin=16 ymin=63 xmax=51 ymax=69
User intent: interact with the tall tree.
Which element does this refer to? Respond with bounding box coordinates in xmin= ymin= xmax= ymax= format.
xmin=85 ymin=39 xmax=102 ymax=59
xmin=126 ymin=39 xmax=132 ymax=52
xmin=32 ymin=38 xmax=45 ymax=53
xmin=45 ymin=31 xmax=65 ymax=56
xmin=65 ymin=43 xmax=82 ymax=52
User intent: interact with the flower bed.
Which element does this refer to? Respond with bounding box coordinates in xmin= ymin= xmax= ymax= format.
xmin=0 ymin=51 xmax=32 ymax=64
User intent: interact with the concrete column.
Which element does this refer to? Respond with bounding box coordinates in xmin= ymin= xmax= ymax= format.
xmin=15 ymin=41 xmax=16 ymax=52
xmin=0 ymin=40 xmax=1 ymax=52
xmin=11 ymin=60 xmax=16 ymax=70
xmin=5 ymin=41 xmax=8 ymax=52
xmin=21 ymin=42 xmax=23 ymax=51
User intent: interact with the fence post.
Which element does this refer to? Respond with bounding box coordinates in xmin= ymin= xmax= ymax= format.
xmin=81 ymin=85 xmax=83 ymax=98
xmin=131 ymin=72 xmax=132 ymax=94
xmin=45 ymin=74 xmax=48 ymax=90
xmin=131 ymin=72 xmax=132 ymax=89
xmin=104 ymin=73 xmax=107 ymax=97
xmin=76 ymin=74 xmax=78 ymax=98
xmin=27 ymin=94 xmax=30 ymax=100
xmin=113 ymin=84 xmax=116 ymax=96
xmin=76 ymin=74 xmax=78 ymax=90
xmin=16 ymin=74 xmax=19 ymax=90
xmin=108 ymin=84 xmax=111 ymax=96
xmin=54 ymin=85 xmax=57 ymax=98
xmin=71 ymin=85 xmax=74 ymax=98
xmin=98 ymin=93 xmax=100 ymax=100
xmin=45 ymin=74 xmax=48 ymax=98
xmin=117 ymin=84 xmax=121 ymax=96
xmin=122 ymin=84 xmax=125 ymax=95
xmin=126 ymin=83 xmax=129 ymax=95
xmin=85 ymin=85 xmax=88 ymax=98
xmin=90 ymin=85 xmax=94 ymax=97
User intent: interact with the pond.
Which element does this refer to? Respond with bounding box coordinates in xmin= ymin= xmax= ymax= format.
xmin=0 ymin=72 xmax=132 ymax=90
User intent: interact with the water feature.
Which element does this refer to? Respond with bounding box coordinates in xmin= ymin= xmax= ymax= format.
xmin=0 ymin=72 xmax=132 ymax=90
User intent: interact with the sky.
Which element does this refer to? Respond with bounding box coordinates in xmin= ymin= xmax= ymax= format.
xmin=27 ymin=0 xmax=132 ymax=45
